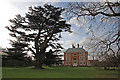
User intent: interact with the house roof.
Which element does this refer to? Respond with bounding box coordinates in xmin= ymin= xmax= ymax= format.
xmin=65 ymin=48 xmax=87 ymax=53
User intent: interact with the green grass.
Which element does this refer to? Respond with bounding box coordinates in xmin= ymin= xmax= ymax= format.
xmin=2 ymin=66 xmax=118 ymax=78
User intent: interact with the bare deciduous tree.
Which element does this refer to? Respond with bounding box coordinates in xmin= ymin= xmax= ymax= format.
xmin=66 ymin=1 xmax=120 ymax=69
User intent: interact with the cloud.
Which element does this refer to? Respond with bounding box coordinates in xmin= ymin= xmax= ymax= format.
xmin=78 ymin=37 xmax=91 ymax=48
xmin=5 ymin=0 xmax=115 ymax=2
xmin=68 ymin=17 xmax=90 ymax=35
xmin=59 ymin=40 xmax=76 ymax=49
xmin=0 ymin=1 xmax=19 ymax=26
xmin=79 ymin=38 xmax=87 ymax=45
xmin=6 ymin=0 xmax=60 ymax=2
xmin=60 ymin=40 xmax=75 ymax=46
xmin=65 ymin=40 xmax=75 ymax=46
xmin=43 ymin=0 xmax=60 ymax=4
xmin=68 ymin=17 xmax=87 ymax=27
xmin=0 ymin=1 xmax=20 ymax=48
xmin=68 ymin=29 xmax=79 ymax=36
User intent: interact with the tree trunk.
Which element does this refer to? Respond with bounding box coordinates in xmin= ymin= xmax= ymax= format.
xmin=35 ymin=49 xmax=45 ymax=69
xmin=34 ymin=29 xmax=49 ymax=69
xmin=34 ymin=32 xmax=45 ymax=69
xmin=35 ymin=53 xmax=43 ymax=69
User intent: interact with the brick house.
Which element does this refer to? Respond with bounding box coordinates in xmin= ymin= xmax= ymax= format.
xmin=64 ymin=45 xmax=88 ymax=66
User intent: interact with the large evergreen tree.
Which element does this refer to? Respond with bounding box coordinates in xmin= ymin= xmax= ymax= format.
xmin=6 ymin=4 xmax=71 ymax=69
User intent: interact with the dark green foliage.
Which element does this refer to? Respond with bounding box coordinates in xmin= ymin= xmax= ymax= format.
xmin=44 ymin=49 xmax=62 ymax=66
xmin=2 ymin=58 xmax=34 ymax=67
xmin=44 ymin=50 xmax=56 ymax=66
xmin=6 ymin=41 xmax=28 ymax=60
xmin=2 ymin=40 xmax=33 ymax=67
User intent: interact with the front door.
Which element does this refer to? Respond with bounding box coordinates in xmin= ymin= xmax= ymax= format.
xmin=73 ymin=57 xmax=77 ymax=66
xmin=73 ymin=61 xmax=77 ymax=66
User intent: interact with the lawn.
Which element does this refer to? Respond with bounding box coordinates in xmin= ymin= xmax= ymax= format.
xmin=2 ymin=66 xmax=118 ymax=78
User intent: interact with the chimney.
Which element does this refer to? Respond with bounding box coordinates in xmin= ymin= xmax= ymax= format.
xmin=77 ymin=44 xmax=79 ymax=48
xmin=72 ymin=44 xmax=75 ymax=48
xmin=92 ymin=55 xmax=94 ymax=60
